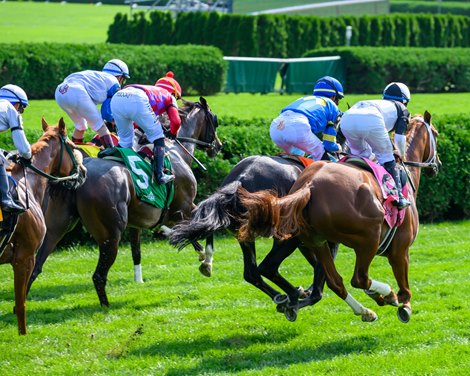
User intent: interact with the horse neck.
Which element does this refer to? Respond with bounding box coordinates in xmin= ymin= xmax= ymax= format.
xmin=176 ymin=107 xmax=200 ymax=166
xmin=405 ymin=124 xmax=428 ymax=196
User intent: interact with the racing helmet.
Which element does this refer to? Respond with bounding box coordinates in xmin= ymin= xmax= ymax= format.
xmin=0 ymin=84 xmax=29 ymax=107
xmin=313 ymin=76 xmax=344 ymax=99
xmin=155 ymin=71 xmax=182 ymax=100
xmin=102 ymin=59 xmax=130 ymax=78
xmin=383 ymin=82 xmax=411 ymax=104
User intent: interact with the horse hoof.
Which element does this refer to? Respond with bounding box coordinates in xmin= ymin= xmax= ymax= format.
xmin=199 ymin=263 xmax=212 ymax=277
xmin=384 ymin=291 xmax=399 ymax=307
xmin=361 ymin=309 xmax=378 ymax=322
xmin=284 ymin=307 xmax=298 ymax=322
xmin=397 ymin=305 xmax=412 ymax=323
xmin=273 ymin=294 xmax=288 ymax=305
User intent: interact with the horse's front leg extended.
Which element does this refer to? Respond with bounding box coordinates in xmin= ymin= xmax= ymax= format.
xmin=388 ymin=248 xmax=412 ymax=323
xmin=129 ymin=228 xmax=143 ymax=283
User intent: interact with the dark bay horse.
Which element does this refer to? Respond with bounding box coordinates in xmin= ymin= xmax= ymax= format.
xmin=238 ymin=112 xmax=440 ymax=323
xmin=0 ymin=118 xmax=85 ymax=334
xmin=169 ymin=155 xmax=339 ymax=320
xmin=27 ymin=98 xmax=221 ymax=307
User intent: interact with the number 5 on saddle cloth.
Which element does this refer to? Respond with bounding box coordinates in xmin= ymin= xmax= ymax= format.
xmin=98 ymin=147 xmax=174 ymax=209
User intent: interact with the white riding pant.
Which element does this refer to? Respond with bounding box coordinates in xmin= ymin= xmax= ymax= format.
xmin=340 ymin=107 xmax=394 ymax=165
xmin=55 ymin=83 xmax=103 ymax=132
xmin=270 ymin=110 xmax=324 ymax=160
xmin=110 ymin=87 xmax=163 ymax=149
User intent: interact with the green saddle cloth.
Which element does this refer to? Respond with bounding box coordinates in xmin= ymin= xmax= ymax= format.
xmin=98 ymin=147 xmax=174 ymax=209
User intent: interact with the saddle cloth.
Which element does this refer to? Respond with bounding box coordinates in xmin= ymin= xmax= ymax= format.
xmin=277 ymin=153 xmax=314 ymax=168
xmin=339 ymin=156 xmax=408 ymax=228
xmin=98 ymin=147 xmax=174 ymax=209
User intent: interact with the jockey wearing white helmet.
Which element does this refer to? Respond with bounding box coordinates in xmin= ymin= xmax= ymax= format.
xmin=0 ymin=84 xmax=32 ymax=213
xmin=55 ymin=58 xmax=130 ymax=147
xmin=340 ymin=82 xmax=412 ymax=209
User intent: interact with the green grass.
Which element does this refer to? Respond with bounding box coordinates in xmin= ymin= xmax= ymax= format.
xmin=21 ymin=92 xmax=470 ymax=136
xmin=0 ymin=2 xmax=128 ymax=44
xmin=1 ymin=221 xmax=469 ymax=374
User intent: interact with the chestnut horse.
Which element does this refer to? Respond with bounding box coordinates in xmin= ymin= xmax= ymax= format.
xmin=238 ymin=112 xmax=440 ymax=323
xmin=0 ymin=118 xmax=85 ymax=334
xmin=27 ymin=98 xmax=221 ymax=307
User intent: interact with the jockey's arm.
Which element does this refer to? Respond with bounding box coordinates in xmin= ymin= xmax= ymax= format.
xmin=167 ymin=105 xmax=181 ymax=136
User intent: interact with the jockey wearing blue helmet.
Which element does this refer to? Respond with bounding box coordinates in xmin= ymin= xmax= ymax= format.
xmin=313 ymin=76 xmax=344 ymax=105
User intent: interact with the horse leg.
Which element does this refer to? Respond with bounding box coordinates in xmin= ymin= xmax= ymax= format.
xmin=129 ymin=228 xmax=143 ymax=283
xmin=387 ymin=248 xmax=412 ymax=323
xmin=299 ymin=241 xmax=339 ymax=308
xmin=199 ymin=234 xmax=214 ymax=277
xmin=27 ymin=197 xmax=79 ymax=295
xmin=13 ymin=251 xmax=35 ymax=335
xmin=313 ymin=242 xmax=378 ymax=322
xmin=92 ymin=239 xmax=120 ymax=307
xmin=257 ymin=237 xmax=305 ymax=321
xmin=239 ymin=241 xmax=281 ymax=300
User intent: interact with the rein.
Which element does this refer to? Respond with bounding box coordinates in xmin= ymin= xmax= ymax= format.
xmin=403 ymin=117 xmax=439 ymax=171
xmin=176 ymin=102 xmax=218 ymax=151
xmin=22 ymin=134 xmax=81 ymax=183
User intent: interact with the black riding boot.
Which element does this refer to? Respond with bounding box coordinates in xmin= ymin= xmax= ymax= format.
xmin=100 ymin=134 xmax=115 ymax=149
xmin=0 ymin=164 xmax=25 ymax=213
xmin=384 ymin=161 xmax=411 ymax=210
xmin=153 ymin=138 xmax=174 ymax=185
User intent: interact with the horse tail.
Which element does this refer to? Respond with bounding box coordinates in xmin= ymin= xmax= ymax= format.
xmin=169 ymin=181 xmax=242 ymax=250
xmin=238 ymin=184 xmax=311 ymax=242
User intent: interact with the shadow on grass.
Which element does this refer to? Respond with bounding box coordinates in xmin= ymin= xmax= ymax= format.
xmin=131 ymin=334 xmax=379 ymax=374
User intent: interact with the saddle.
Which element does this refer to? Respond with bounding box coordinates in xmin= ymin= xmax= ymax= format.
xmin=277 ymin=153 xmax=314 ymax=169
xmin=0 ymin=177 xmax=21 ymax=258
xmin=98 ymin=147 xmax=174 ymax=209
xmin=339 ymin=156 xmax=408 ymax=229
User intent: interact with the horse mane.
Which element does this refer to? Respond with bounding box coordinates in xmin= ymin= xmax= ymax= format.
xmin=178 ymin=99 xmax=197 ymax=123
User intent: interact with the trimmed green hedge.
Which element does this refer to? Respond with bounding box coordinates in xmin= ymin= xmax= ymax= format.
xmin=107 ymin=11 xmax=470 ymax=56
xmin=304 ymin=47 xmax=470 ymax=94
xmin=391 ymin=1 xmax=470 ymax=17
xmin=0 ymin=43 xmax=226 ymax=99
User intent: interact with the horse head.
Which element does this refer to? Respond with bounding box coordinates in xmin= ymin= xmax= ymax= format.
xmin=406 ymin=111 xmax=441 ymax=177
xmin=178 ymin=97 xmax=222 ymax=157
xmin=31 ymin=117 xmax=87 ymax=190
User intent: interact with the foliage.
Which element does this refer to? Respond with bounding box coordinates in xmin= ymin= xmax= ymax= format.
xmin=304 ymin=47 xmax=470 ymax=94
xmin=0 ymin=221 xmax=469 ymax=374
xmin=0 ymin=42 xmax=225 ymax=98
xmin=391 ymin=1 xmax=470 ymax=17
xmin=107 ymin=11 xmax=470 ymax=56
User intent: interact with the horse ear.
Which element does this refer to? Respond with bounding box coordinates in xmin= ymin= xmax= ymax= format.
xmin=199 ymin=96 xmax=207 ymax=108
xmin=58 ymin=117 xmax=66 ymax=136
xmin=424 ymin=110 xmax=432 ymax=124
xmin=41 ymin=116 xmax=48 ymax=131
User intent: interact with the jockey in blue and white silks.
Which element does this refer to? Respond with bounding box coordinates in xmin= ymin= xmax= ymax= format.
xmin=55 ymin=59 xmax=129 ymax=148
xmin=270 ymin=76 xmax=344 ymax=161
xmin=340 ymin=82 xmax=412 ymax=209
xmin=0 ymin=84 xmax=32 ymax=213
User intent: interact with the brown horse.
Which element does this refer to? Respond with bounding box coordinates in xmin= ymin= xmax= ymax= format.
xmin=238 ymin=112 xmax=440 ymax=323
xmin=27 ymin=98 xmax=222 ymax=307
xmin=0 ymin=118 xmax=85 ymax=334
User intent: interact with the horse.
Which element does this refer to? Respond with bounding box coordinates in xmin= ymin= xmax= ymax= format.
xmin=169 ymin=154 xmax=339 ymax=320
xmin=0 ymin=118 xmax=86 ymax=334
xmin=238 ymin=112 xmax=440 ymax=323
xmin=27 ymin=98 xmax=222 ymax=307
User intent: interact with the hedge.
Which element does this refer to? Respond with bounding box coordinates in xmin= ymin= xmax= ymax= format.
xmin=0 ymin=43 xmax=226 ymax=99
xmin=107 ymin=12 xmax=470 ymax=56
xmin=391 ymin=1 xmax=470 ymax=17
xmin=304 ymin=47 xmax=470 ymax=94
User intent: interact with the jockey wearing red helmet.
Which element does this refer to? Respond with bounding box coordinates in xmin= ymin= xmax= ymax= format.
xmin=155 ymin=71 xmax=182 ymax=100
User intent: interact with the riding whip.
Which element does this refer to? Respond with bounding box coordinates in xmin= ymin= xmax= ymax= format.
xmin=163 ymin=127 xmax=207 ymax=171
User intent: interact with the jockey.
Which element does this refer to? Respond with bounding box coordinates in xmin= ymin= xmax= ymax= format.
xmin=0 ymin=84 xmax=32 ymax=213
xmin=110 ymin=71 xmax=182 ymax=185
xmin=270 ymin=76 xmax=344 ymax=161
xmin=55 ymin=58 xmax=130 ymax=148
xmin=340 ymin=82 xmax=412 ymax=209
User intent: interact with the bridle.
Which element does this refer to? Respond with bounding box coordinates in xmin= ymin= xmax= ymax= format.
xmin=403 ymin=116 xmax=439 ymax=173
xmin=21 ymin=134 xmax=81 ymax=185
xmin=176 ymin=102 xmax=220 ymax=152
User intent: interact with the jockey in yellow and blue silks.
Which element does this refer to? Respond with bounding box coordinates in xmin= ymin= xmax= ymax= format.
xmin=270 ymin=76 xmax=344 ymax=161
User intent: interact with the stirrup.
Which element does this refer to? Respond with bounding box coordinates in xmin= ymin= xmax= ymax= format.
xmin=156 ymin=174 xmax=174 ymax=185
